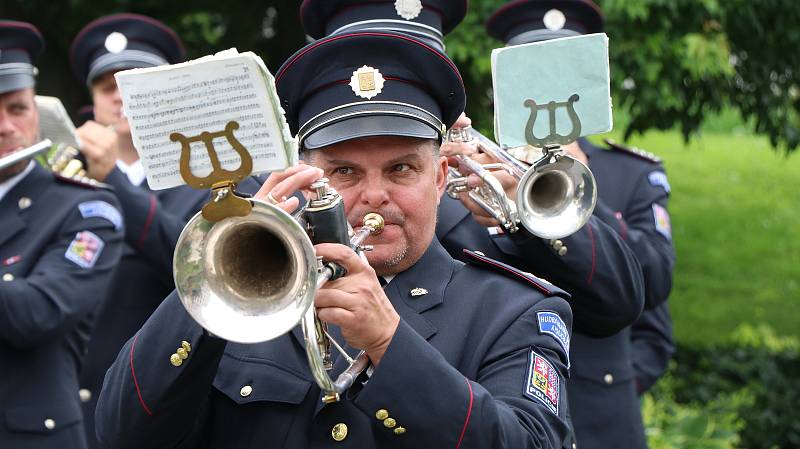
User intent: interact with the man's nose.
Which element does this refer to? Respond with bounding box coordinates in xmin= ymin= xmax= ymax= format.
xmin=360 ymin=174 xmax=391 ymax=208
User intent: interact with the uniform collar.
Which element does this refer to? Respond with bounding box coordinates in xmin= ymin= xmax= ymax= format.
xmin=0 ymin=160 xmax=34 ymax=202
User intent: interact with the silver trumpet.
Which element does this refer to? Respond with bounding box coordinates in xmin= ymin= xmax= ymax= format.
xmin=174 ymin=178 xmax=384 ymax=403
xmin=445 ymin=126 xmax=596 ymax=239
xmin=0 ymin=139 xmax=52 ymax=171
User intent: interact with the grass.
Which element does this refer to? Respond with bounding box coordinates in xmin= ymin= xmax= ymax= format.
xmin=590 ymin=127 xmax=800 ymax=347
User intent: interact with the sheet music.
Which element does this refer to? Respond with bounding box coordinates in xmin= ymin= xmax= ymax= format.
xmin=116 ymin=49 xmax=296 ymax=190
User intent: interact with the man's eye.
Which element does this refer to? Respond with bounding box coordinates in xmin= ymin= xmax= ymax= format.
xmin=334 ymin=167 xmax=353 ymax=175
xmin=9 ymin=104 xmax=28 ymax=114
xmin=393 ymin=163 xmax=411 ymax=172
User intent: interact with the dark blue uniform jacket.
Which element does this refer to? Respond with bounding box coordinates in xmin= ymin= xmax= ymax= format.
xmin=96 ymin=239 xmax=575 ymax=449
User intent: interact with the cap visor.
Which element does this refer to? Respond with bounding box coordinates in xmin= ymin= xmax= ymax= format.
xmin=303 ymin=115 xmax=438 ymax=150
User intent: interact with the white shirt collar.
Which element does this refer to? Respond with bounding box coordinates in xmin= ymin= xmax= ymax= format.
xmin=0 ymin=161 xmax=35 ymax=203
xmin=116 ymin=158 xmax=146 ymax=186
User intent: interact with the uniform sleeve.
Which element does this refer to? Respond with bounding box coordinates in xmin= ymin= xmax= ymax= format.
xmin=592 ymin=167 xmax=675 ymax=310
xmin=105 ymin=167 xmax=207 ymax=281
xmin=354 ymin=296 xmax=573 ymax=449
xmin=0 ymin=192 xmax=123 ymax=348
xmin=494 ymin=214 xmax=645 ymax=337
xmin=95 ymin=291 xmax=224 ymax=449
xmin=630 ymin=303 xmax=675 ymax=394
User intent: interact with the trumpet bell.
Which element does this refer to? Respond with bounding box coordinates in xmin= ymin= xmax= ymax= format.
xmin=174 ymin=200 xmax=318 ymax=343
xmin=517 ymin=156 xmax=597 ymax=239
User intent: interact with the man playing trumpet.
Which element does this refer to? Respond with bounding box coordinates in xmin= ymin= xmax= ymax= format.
xmin=96 ymin=30 xmax=574 ymax=449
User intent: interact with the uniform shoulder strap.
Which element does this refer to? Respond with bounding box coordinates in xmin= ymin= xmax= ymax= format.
xmin=462 ymin=249 xmax=570 ymax=299
xmin=604 ymin=138 xmax=662 ymax=164
xmin=53 ymin=172 xmax=112 ymax=190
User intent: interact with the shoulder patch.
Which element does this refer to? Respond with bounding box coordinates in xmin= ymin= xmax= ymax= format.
xmin=462 ymin=249 xmax=571 ymax=299
xmin=65 ymin=230 xmax=105 ymax=269
xmin=652 ymin=204 xmax=672 ymax=240
xmin=524 ymin=349 xmax=561 ymax=415
xmin=604 ymin=139 xmax=662 ymax=164
xmin=537 ymin=311 xmax=570 ymax=367
xmin=648 ymin=171 xmax=671 ymax=193
xmin=79 ymin=200 xmax=123 ymax=230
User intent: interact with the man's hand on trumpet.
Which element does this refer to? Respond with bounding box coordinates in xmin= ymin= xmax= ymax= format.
xmin=441 ymin=113 xmax=520 ymax=228
xmin=254 ymin=163 xmax=400 ymax=366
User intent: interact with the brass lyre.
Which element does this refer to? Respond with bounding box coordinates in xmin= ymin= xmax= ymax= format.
xmin=524 ymin=93 xmax=582 ymax=147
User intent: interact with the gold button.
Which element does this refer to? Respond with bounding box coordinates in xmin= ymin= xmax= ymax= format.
xmin=170 ymin=353 xmax=182 ymax=367
xmin=181 ymin=340 xmax=192 ymax=352
xmin=79 ymin=388 xmax=92 ymax=403
xmin=557 ymin=246 xmax=568 ymax=256
xmin=375 ymin=409 xmax=389 ymax=420
xmin=176 ymin=347 xmax=189 ymax=360
xmin=2 ymin=273 xmax=13 ymax=282
xmin=240 ymin=385 xmax=253 ymax=397
xmin=603 ymin=373 xmax=614 ymax=384
xmin=552 ymin=240 xmax=563 ymax=250
xmin=44 ymin=418 xmax=55 ymax=430
xmin=383 ymin=417 xmax=397 ymax=428
xmin=394 ymin=427 xmax=406 ymax=435
xmin=331 ymin=423 xmax=348 ymax=441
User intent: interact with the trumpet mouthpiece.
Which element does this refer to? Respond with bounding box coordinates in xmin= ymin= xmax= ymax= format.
xmin=363 ymin=213 xmax=385 ymax=234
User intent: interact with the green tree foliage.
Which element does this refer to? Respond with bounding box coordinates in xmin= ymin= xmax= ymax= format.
xmin=2 ymin=0 xmax=798 ymax=152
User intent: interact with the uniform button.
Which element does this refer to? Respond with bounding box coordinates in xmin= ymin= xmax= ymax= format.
xmin=552 ymin=240 xmax=563 ymax=250
xmin=603 ymin=373 xmax=614 ymax=384
xmin=573 ymin=443 xmax=577 ymax=449
xmin=557 ymin=246 xmax=568 ymax=256
xmin=79 ymin=388 xmax=92 ymax=403
xmin=170 ymin=353 xmax=183 ymax=367
xmin=394 ymin=426 xmax=406 ymax=435
xmin=18 ymin=197 xmax=32 ymax=209
xmin=176 ymin=347 xmax=189 ymax=360
xmin=181 ymin=340 xmax=192 ymax=352
xmin=331 ymin=422 xmax=348 ymax=441
xmin=240 ymin=385 xmax=253 ymax=397
xmin=2 ymin=273 xmax=13 ymax=282
xmin=375 ymin=409 xmax=389 ymax=420
xmin=383 ymin=417 xmax=397 ymax=428
xmin=44 ymin=418 xmax=55 ymax=430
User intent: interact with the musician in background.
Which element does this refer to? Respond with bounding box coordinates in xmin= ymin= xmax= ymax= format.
xmin=96 ymin=30 xmax=575 ymax=449
xmin=473 ymin=1 xmax=675 ymax=447
xmin=67 ymin=14 xmax=210 ymax=447
xmin=0 ymin=21 xmax=123 ymax=449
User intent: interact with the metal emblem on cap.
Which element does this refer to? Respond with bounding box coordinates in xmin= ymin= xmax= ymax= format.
xmin=104 ymin=32 xmax=128 ymax=54
xmin=543 ymin=9 xmax=567 ymax=31
xmin=395 ymin=0 xmax=423 ymax=20
xmin=350 ymin=65 xmax=385 ymax=100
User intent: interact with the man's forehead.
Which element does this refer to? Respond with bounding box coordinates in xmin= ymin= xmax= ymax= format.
xmin=0 ymin=87 xmax=34 ymax=102
xmin=315 ymin=137 xmax=434 ymax=163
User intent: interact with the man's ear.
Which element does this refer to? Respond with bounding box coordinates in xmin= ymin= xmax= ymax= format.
xmin=435 ymin=154 xmax=448 ymax=198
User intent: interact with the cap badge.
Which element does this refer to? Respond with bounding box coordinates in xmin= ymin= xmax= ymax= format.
xmin=350 ymin=65 xmax=385 ymax=100
xmin=410 ymin=287 xmax=428 ymax=297
xmin=104 ymin=32 xmax=128 ymax=54
xmin=395 ymin=0 xmax=423 ymax=20
xmin=543 ymin=9 xmax=566 ymax=31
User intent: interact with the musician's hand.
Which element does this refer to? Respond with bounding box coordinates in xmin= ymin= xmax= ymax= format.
xmin=76 ymin=120 xmax=119 ymax=181
xmin=456 ymin=152 xmax=520 ymax=228
xmin=441 ymin=112 xmax=477 ymax=164
xmin=563 ymin=142 xmax=589 ymax=166
xmin=255 ymin=163 xmax=324 ymax=214
xmin=314 ymin=243 xmax=400 ymax=366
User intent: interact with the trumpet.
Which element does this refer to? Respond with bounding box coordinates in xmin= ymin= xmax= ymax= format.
xmin=445 ymin=126 xmax=596 ymax=239
xmin=174 ymin=178 xmax=384 ymax=403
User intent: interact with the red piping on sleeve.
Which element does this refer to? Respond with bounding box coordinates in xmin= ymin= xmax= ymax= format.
xmin=455 ymin=377 xmax=474 ymax=449
xmin=130 ymin=334 xmax=153 ymax=416
xmin=137 ymin=195 xmax=157 ymax=250
xmin=586 ymin=224 xmax=596 ymax=284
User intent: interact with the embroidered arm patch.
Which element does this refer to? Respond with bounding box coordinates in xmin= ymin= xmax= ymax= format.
xmin=65 ymin=231 xmax=104 ymax=269
xmin=523 ymin=349 xmax=561 ymax=415
xmin=537 ymin=311 xmax=570 ymax=367
xmin=79 ymin=200 xmax=123 ymax=230
xmin=648 ymin=171 xmax=671 ymax=194
xmin=652 ymin=204 xmax=672 ymax=241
